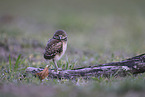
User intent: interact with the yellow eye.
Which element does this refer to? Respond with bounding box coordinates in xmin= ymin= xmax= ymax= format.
xmin=53 ymin=35 xmax=59 ymax=39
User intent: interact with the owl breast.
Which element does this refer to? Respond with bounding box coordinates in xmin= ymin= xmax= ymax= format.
xmin=54 ymin=41 xmax=67 ymax=61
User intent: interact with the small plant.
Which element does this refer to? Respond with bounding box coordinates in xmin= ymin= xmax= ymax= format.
xmin=8 ymin=54 xmax=26 ymax=72
xmin=9 ymin=55 xmax=12 ymax=73
xmin=59 ymin=59 xmax=76 ymax=70
xmin=14 ymin=54 xmax=21 ymax=71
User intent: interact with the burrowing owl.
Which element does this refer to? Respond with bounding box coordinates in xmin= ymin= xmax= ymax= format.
xmin=44 ymin=30 xmax=67 ymax=70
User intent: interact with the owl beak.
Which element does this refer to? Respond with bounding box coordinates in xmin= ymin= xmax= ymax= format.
xmin=59 ymin=35 xmax=62 ymax=39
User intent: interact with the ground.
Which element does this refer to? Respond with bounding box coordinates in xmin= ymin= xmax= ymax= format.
xmin=0 ymin=0 xmax=145 ymax=97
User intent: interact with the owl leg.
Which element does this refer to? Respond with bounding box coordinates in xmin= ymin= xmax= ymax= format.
xmin=53 ymin=59 xmax=58 ymax=69
xmin=45 ymin=60 xmax=51 ymax=66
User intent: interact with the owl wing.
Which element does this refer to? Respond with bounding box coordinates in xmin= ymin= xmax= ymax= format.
xmin=44 ymin=39 xmax=62 ymax=59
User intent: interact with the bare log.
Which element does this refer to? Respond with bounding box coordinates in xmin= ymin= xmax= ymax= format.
xmin=26 ymin=53 xmax=145 ymax=79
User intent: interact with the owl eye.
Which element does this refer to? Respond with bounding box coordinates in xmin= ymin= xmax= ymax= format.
xmin=53 ymin=35 xmax=59 ymax=39
xmin=63 ymin=37 xmax=67 ymax=41
xmin=61 ymin=36 xmax=67 ymax=41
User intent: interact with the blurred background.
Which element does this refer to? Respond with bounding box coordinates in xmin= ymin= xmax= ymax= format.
xmin=1 ymin=0 xmax=145 ymax=53
xmin=0 ymin=0 xmax=145 ymax=63
xmin=1 ymin=0 xmax=145 ymax=97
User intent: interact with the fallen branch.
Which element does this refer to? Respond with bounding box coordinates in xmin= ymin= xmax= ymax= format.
xmin=26 ymin=53 xmax=145 ymax=79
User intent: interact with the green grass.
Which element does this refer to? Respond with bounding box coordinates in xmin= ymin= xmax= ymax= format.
xmin=0 ymin=0 xmax=145 ymax=97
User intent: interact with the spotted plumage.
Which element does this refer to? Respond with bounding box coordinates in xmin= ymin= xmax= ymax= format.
xmin=44 ymin=39 xmax=62 ymax=60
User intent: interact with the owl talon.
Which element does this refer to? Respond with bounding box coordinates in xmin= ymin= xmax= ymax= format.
xmin=57 ymin=68 xmax=62 ymax=71
xmin=56 ymin=70 xmax=59 ymax=74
